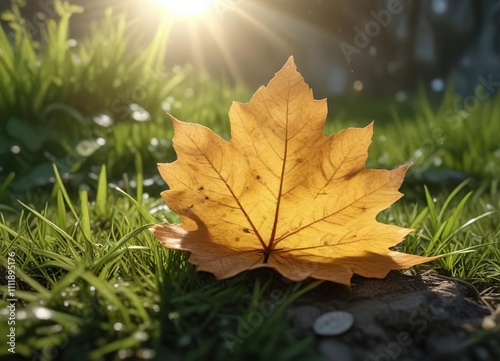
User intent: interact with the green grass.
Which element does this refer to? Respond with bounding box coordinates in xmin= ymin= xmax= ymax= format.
xmin=0 ymin=0 xmax=250 ymax=194
xmin=381 ymin=180 xmax=500 ymax=282
xmin=325 ymin=85 xmax=500 ymax=183
xmin=0 ymin=166 xmax=323 ymax=361
xmin=1 ymin=0 xmax=499 ymax=196
xmin=1 ymin=164 xmax=499 ymax=360
xmin=1 ymin=1 xmax=500 ymax=359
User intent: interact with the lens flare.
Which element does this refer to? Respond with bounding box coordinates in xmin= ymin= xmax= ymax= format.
xmin=156 ymin=0 xmax=214 ymax=16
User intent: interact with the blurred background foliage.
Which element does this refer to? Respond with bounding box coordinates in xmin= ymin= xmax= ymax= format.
xmin=0 ymin=0 xmax=499 ymax=205
xmin=0 ymin=0 xmax=249 ymax=200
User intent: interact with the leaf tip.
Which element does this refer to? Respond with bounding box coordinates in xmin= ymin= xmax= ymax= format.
xmin=282 ymin=55 xmax=297 ymax=72
xmin=168 ymin=114 xmax=180 ymax=124
xmin=399 ymin=162 xmax=413 ymax=172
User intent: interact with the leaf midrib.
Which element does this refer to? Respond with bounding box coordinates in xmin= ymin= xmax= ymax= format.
xmin=264 ymin=68 xmax=292 ymax=262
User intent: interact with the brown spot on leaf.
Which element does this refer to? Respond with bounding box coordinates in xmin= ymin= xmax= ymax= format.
xmin=344 ymin=170 xmax=359 ymax=180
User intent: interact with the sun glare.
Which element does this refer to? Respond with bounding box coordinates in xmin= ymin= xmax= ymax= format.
xmin=157 ymin=0 xmax=215 ymax=16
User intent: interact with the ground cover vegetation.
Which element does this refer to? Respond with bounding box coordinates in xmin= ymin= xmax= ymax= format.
xmin=1 ymin=1 xmax=499 ymax=360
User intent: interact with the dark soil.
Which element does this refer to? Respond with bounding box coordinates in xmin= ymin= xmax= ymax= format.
xmin=288 ymin=271 xmax=500 ymax=361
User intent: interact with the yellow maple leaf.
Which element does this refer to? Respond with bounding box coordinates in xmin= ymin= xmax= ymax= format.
xmin=150 ymin=56 xmax=436 ymax=285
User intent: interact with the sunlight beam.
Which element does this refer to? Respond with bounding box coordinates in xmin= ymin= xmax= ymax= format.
xmin=154 ymin=0 xmax=215 ymax=16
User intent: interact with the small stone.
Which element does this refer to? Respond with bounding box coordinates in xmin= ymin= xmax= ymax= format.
xmin=313 ymin=311 xmax=354 ymax=336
